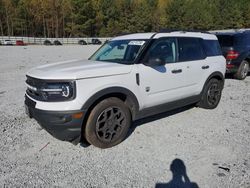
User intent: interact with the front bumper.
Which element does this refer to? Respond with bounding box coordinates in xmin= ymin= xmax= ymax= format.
xmin=25 ymin=95 xmax=85 ymax=142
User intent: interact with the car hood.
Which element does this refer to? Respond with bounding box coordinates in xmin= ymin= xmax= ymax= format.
xmin=27 ymin=59 xmax=133 ymax=80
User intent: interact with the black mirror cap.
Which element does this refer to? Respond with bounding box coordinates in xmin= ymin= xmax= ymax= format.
xmin=146 ymin=57 xmax=166 ymax=66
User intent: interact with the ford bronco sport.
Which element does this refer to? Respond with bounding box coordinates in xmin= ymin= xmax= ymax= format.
xmin=25 ymin=31 xmax=226 ymax=148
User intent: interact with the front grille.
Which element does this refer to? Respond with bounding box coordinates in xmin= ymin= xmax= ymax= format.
xmin=25 ymin=95 xmax=36 ymax=108
xmin=26 ymin=76 xmax=47 ymax=101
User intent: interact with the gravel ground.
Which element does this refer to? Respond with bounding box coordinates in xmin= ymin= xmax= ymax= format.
xmin=0 ymin=45 xmax=250 ymax=188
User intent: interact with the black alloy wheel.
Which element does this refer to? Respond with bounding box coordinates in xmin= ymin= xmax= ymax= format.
xmin=85 ymin=97 xmax=131 ymax=148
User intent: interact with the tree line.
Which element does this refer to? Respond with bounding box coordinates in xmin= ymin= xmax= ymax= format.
xmin=0 ymin=0 xmax=250 ymax=38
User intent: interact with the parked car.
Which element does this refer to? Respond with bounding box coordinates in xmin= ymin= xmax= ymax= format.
xmin=78 ymin=40 xmax=87 ymax=45
xmin=16 ymin=40 xmax=25 ymax=46
xmin=25 ymin=31 xmax=226 ymax=148
xmin=43 ymin=40 xmax=52 ymax=45
xmin=3 ymin=40 xmax=13 ymax=45
xmin=89 ymin=38 xmax=102 ymax=45
xmin=216 ymin=31 xmax=250 ymax=80
xmin=53 ymin=40 xmax=62 ymax=45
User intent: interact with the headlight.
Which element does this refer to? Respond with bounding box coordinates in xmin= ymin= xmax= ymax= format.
xmin=40 ymin=82 xmax=75 ymax=101
xmin=26 ymin=77 xmax=76 ymax=102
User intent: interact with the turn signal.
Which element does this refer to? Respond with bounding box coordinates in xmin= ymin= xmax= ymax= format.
xmin=72 ymin=112 xmax=84 ymax=119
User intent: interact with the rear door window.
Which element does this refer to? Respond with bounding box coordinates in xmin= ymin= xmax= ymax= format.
xmin=178 ymin=37 xmax=206 ymax=62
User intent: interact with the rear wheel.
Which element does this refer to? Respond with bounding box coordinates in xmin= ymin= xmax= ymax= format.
xmin=234 ymin=60 xmax=249 ymax=80
xmin=85 ymin=97 xmax=131 ymax=148
xmin=198 ymin=78 xmax=223 ymax=109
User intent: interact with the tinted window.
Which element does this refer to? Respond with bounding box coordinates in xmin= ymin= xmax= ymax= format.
xmin=234 ymin=34 xmax=250 ymax=46
xmin=217 ymin=33 xmax=250 ymax=47
xmin=178 ymin=38 xmax=205 ymax=61
xmin=144 ymin=38 xmax=177 ymax=65
xmin=217 ymin=35 xmax=234 ymax=47
xmin=202 ymin=40 xmax=222 ymax=56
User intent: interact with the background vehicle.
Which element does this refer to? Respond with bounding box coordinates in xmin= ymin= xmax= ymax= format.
xmin=25 ymin=31 xmax=226 ymax=148
xmin=78 ymin=40 xmax=87 ymax=45
xmin=43 ymin=40 xmax=52 ymax=45
xmin=16 ymin=40 xmax=25 ymax=46
xmin=3 ymin=40 xmax=13 ymax=45
xmin=53 ymin=40 xmax=62 ymax=45
xmin=88 ymin=38 xmax=102 ymax=45
xmin=216 ymin=31 xmax=250 ymax=80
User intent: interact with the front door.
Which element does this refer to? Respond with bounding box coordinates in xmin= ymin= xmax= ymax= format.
xmin=137 ymin=37 xmax=191 ymax=108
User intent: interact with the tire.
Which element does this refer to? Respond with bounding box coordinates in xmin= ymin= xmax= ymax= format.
xmin=234 ymin=60 xmax=249 ymax=80
xmin=198 ymin=78 xmax=223 ymax=109
xmin=85 ymin=97 xmax=131 ymax=148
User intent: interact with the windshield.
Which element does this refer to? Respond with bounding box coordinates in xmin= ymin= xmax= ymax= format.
xmin=89 ymin=40 xmax=147 ymax=64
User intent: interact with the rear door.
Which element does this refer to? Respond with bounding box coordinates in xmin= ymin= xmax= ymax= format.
xmin=176 ymin=37 xmax=208 ymax=96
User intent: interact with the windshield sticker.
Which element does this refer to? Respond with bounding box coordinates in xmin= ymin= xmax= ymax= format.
xmin=128 ymin=41 xmax=145 ymax=46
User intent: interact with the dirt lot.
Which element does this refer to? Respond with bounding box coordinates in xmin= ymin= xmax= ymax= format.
xmin=0 ymin=46 xmax=249 ymax=188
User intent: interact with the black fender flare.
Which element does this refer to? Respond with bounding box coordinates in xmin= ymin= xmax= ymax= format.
xmin=201 ymin=71 xmax=225 ymax=94
xmin=81 ymin=87 xmax=139 ymax=120
xmin=197 ymin=71 xmax=225 ymax=105
xmin=207 ymin=71 xmax=224 ymax=81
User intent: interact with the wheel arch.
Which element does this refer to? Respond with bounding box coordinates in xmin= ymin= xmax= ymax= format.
xmin=81 ymin=87 xmax=139 ymax=115
xmin=80 ymin=87 xmax=139 ymax=139
xmin=207 ymin=71 xmax=224 ymax=81
xmin=245 ymin=56 xmax=250 ymax=64
xmin=201 ymin=71 xmax=225 ymax=94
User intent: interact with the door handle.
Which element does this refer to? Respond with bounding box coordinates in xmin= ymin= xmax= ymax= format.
xmin=172 ymin=69 xmax=182 ymax=74
xmin=202 ymin=65 xmax=209 ymax=69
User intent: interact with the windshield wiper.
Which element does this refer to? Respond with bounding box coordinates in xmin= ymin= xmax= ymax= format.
xmin=100 ymin=59 xmax=132 ymax=65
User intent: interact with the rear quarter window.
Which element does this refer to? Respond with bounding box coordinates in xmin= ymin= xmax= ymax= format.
xmin=234 ymin=34 xmax=250 ymax=46
xmin=217 ymin=35 xmax=233 ymax=47
xmin=217 ymin=33 xmax=250 ymax=47
xmin=202 ymin=40 xmax=222 ymax=56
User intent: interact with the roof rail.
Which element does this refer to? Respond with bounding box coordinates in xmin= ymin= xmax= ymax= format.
xmin=159 ymin=29 xmax=210 ymax=34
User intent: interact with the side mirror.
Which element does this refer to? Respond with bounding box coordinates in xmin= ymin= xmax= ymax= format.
xmin=147 ymin=57 xmax=165 ymax=66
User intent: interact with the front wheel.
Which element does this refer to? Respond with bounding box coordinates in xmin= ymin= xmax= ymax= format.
xmin=85 ymin=97 xmax=131 ymax=148
xmin=198 ymin=78 xmax=223 ymax=109
xmin=234 ymin=60 xmax=249 ymax=80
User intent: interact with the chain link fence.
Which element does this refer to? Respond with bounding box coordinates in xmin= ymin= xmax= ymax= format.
xmin=0 ymin=36 xmax=110 ymax=45
xmin=2 ymin=29 xmax=250 ymax=45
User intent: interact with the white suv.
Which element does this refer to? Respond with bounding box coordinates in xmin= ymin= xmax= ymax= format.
xmin=3 ymin=39 xmax=13 ymax=45
xmin=25 ymin=31 xmax=226 ymax=148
